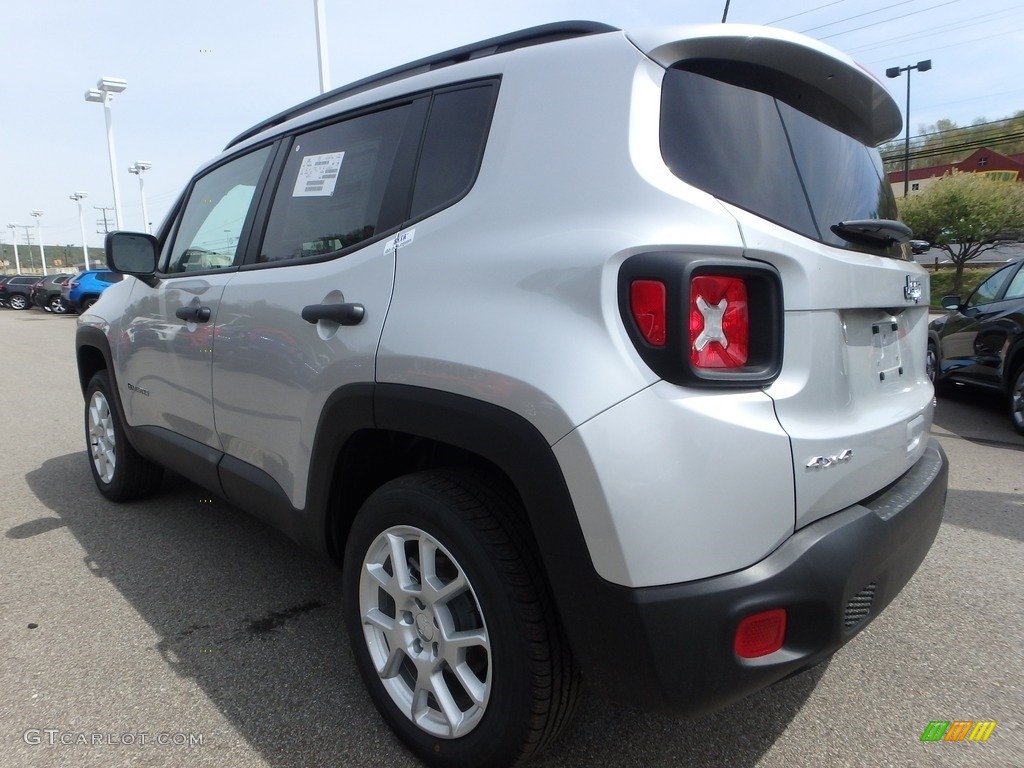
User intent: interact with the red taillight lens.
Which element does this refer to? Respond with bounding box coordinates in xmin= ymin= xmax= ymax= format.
xmin=630 ymin=280 xmax=666 ymax=346
xmin=689 ymin=275 xmax=748 ymax=369
xmin=734 ymin=608 xmax=787 ymax=659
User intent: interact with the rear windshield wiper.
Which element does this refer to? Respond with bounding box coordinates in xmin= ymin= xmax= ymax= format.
xmin=830 ymin=219 xmax=912 ymax=248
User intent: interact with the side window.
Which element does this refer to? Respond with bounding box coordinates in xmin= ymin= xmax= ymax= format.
xmin=1004 ymin=265 xmax=1024 ymax=301
xmin=410 ymin=84 xmax=496 ymax=219
xmin=967 ymin=263 xmax=1015 ymax=308
xmin=164 ymin=146 xmax=272 ymax=274
xmin=258 ymin=103 xmax=414 ymax=262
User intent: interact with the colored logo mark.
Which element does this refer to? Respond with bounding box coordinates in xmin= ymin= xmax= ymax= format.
xmin=920 ymin=721 xmax=997 ymax=742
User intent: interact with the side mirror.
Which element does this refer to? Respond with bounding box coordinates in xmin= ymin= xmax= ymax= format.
xmin=940 ymin=294 xmax=961 ymax=311
xmin=105 ymin=231 xmax=159 ymax=284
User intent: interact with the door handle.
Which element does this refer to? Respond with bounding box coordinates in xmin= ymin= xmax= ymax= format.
xmin=175 ymin=305 xmax=212 ymax=323
xmin=301 ymin=302 xmax=365 ymax=326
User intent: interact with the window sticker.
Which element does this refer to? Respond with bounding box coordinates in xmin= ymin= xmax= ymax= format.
xmin=292 ymin=151 xmax=345 ymax=197
xmin=384 ymin=229 xmax=415 ymax=255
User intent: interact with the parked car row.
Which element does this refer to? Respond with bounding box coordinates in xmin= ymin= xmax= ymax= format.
xmin=0 ymin=269 xmax=123 ymax=314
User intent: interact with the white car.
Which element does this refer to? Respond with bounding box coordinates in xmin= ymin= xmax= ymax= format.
xmin=77 ymin=21 xmax=948 ymax=767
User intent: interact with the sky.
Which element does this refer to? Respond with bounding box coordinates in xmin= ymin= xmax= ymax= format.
xmin=2 ymin=0 xmax=1023 ymax=257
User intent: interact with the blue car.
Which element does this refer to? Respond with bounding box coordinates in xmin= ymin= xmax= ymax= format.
xmin=62 ymin=269 xmax=124 ymax=313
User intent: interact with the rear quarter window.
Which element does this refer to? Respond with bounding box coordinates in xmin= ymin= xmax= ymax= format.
xmin=410 ymin=82 xmax=497 ymax=219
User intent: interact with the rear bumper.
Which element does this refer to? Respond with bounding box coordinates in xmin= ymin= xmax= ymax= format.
xmin=570 ymin=439 xmax=948 ymax=715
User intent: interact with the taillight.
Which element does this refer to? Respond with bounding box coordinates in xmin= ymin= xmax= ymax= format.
xmin=629 ymin=280 xmax=666 ymax=346
xmin=689 ymin=275 xmax=748 ymax=369
xmin=70 ymin=280 xmax=79 ymax=288
xmin=618 ymin=253 xmax=783 ymax=387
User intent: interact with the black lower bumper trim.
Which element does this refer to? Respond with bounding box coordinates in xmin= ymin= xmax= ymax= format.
xmin=574 ymin=439 xmax=948 ymax=716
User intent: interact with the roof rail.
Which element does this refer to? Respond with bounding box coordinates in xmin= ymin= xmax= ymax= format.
xmin=225 ymin=21 xmax=619 ymax=149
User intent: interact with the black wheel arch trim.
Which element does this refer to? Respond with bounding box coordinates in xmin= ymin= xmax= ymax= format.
xmin=75 ymin=326 xmax=146 ymax=458
xmin=1005 ymin=337 xmax=1024 ymax=390
xmin=303 ymin=382 xmax=647 ymax=696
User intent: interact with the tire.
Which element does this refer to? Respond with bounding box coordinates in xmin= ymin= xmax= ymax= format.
xmin=85 ymin=370 xmax=163 ymax=501
xmin=1010 ymin=363 xmax=1024 ymax=436
xmin=342 ymin=470 xmax=579 ymax=768
xmin=81 ymin=296 xmax=99 ymax=311
xmin=9 ymin=294 xmax=29 ymax=310
xmin=48 ymin=296 xmax=71 ymax=314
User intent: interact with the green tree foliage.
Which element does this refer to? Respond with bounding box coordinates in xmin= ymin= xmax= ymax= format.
xmin=897 ymin=171 xmax=1024 ymax=294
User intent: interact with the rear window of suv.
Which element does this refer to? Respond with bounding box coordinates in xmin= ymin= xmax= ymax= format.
xmin=660 ymin=60 xmax=899 ymax=255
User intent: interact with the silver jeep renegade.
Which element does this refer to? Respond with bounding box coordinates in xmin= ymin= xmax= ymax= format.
xmin=77 ymin=21 xmax=948 ymax=768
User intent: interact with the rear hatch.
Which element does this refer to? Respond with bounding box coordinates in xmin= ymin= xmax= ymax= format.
xmin=634 ymin=25 xmax=934 ymax=529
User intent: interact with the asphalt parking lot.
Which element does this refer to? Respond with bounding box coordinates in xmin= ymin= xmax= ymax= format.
xmin=2 ymin=307 xmax=1022 ymax=768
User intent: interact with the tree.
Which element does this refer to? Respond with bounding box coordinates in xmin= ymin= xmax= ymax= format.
xmin=897 ymin=171 xmax=1024 ymax=294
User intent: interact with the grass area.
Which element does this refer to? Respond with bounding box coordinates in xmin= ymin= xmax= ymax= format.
xmin=927 ymin=266 xmax=993 ymax=308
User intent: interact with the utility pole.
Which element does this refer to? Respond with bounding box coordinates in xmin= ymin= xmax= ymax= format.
xmin=17 ymin=225 xmax=35 ymax=273
xmin=94 ymin=206 xmax=115 ymax=235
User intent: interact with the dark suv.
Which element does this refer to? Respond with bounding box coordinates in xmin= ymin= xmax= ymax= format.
xmin=30 ymin=274 xmax=74 ymax=313
xmin=0 ymin=276 xmax=41 ymax=310
xmin=928 ymin=258 xmax=1024 ymax=434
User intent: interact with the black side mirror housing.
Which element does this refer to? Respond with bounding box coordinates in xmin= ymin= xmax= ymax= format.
xmin=940 ymin=294 xmax=961 ymax=311
xmin=105 ymin=231 xmax=159 ymax=286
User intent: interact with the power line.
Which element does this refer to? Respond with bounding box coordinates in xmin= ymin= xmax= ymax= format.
xmin=861 ymin=21 xmax=1024 ymax=65
xmin=799 ymin=0 xmax=921 ymax=33
xmin=765 ymin=1 xmax=847 ymax=25
xmin=844 ymin=7 xmax=1024 ymax=55
xmin=881 ymin=131 xmax=1024 ymax=164
xmin=899 ymin=116 xmax=1024 ymax=141
xmin=816 ymin=0 xmax=963 ymax=41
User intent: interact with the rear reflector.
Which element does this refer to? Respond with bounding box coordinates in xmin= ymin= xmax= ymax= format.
xmin=734 ymin=608 xmax=787 ymax=658
xmin=689 ymin=275 xmax=748 ymax=368
xmin=630 ymin=280 xmax=666 ymax=346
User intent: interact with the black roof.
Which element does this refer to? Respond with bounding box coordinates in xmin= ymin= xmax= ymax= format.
xmin=226 ymin=21 xmax=618 ymax=149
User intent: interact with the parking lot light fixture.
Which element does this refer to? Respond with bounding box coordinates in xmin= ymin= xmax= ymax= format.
xmin=886 ymin=60 xmax=932 ymax=198
xmin=30 ymin=210 xmax=47 ymax=276
xmin=128 ymin=161 xmax=153 ymax=233
xmin=70 ymin=192 xmax=91 ymax=270
xmin=6 ymin=223 xmax=21 ymax=273
xmin=85 ymin=77 xmax=128 ymax=229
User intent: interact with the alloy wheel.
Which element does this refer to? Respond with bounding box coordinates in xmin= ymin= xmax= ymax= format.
xmin=358 ymin=524 xmax=491 ymax=739
xmin=87 ymin=389 xmax=116 ymax=484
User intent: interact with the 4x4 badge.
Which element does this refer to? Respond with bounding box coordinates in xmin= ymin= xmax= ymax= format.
xmin=904 ymin=275 xmax=922 ymax=304
xmin=805 ymin=449 xmax=853 ymax=470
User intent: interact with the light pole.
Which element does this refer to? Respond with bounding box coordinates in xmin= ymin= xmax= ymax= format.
xmin=70 ymin=191 xmax=91 ymax=269
xmin=30 ymin=210 xmax=47 ymax=276
xmin=886 ymin=60 xmax=932 ymax=198
xmin=314 ymin=0 xmax=330 ymax=93
xmin=5 ymin=223 xmax=20 ymax=273
xmin=128 ymin=161 xmax=152 ymax=233
xmin=85 ymin=77 xmax=128 ymax=229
